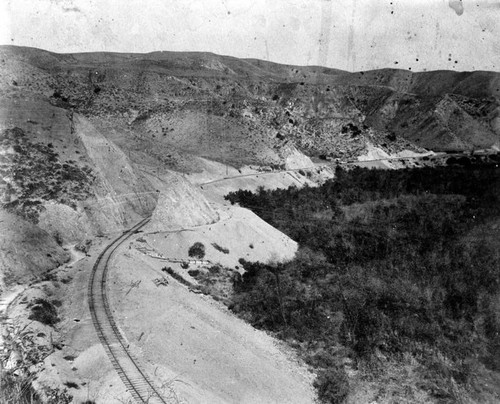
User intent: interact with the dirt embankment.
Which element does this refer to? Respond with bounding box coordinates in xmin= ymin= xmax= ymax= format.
xmin=146 ymin=174 xmax=219 ymax=232
xmin=0 ymin=94 xmax=159 ymax=243
xmin=0 ymin=210 xmax=69 ymax=291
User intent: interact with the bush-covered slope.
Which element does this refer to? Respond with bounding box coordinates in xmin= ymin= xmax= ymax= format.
xmin=225 ymin=166 xmax=500 ymax=403
xmin=0 ymin=127 xmax=95 ymax=222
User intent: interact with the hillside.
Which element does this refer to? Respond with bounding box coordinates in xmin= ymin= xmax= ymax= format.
xmin=1 ymin=46 xmax=500 ymax=403
xmin=1 ymin=45 xmax=499 ymax=159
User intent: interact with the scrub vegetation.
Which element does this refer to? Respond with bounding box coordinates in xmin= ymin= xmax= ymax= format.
xmin=0 ymin=128 xmax=95 ymax=223
xmin=225 ymin=166 xmax=500 ymax=403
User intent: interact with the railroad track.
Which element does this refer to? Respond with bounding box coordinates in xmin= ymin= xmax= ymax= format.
xmin=88 ymin=216 xmax=168 ymax=404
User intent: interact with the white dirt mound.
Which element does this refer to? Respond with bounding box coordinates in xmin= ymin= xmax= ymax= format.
xmin=282 ymin=144 xmax=314 ymax=170
xmin=147 ymin=175 xmax=219 ymax=232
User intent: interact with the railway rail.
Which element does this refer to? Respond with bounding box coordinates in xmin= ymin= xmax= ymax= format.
xmin=88 ymin=215 xmax=168 ymax=404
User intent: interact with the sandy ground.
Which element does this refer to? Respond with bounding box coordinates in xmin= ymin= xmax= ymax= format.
xmin=22 ymin=201 xmax=313 ymax=403
xmin=145 ymin=204 xmax=297 ymax=269
xmin=108 ymin=242 xmax=316 ymax=403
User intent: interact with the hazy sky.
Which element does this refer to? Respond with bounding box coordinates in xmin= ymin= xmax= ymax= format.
xmin=1 ymin=0 xmax=499 ymax=72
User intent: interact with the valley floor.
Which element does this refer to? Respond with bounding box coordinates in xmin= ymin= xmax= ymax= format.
xmin=19 ymin=202 xmax=316 ymax=403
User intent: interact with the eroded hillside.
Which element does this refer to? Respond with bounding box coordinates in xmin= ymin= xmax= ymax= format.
xmin=1 ymin=46 xmax=500 ymax=403
xmin=1 ymin=45 xmax=498 ymax=162
xmin=1 ymin=45 xmax=499 ymax=289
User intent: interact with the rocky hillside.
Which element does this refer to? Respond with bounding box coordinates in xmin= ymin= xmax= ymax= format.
xmin=147 ymin=175 xmax=219 ymax=232
xmin=0 ymin=45 xmax=499 ymax=287
xmin=1 ymin=45 xmax=498 ymax=161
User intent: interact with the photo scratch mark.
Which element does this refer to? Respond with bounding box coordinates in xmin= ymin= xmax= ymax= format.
xmin=318 ymin=0 xmax=333 ymax=68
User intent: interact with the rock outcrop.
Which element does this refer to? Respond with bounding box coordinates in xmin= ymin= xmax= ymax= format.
xmin=147 ymin=176 xmax=219 ymax=232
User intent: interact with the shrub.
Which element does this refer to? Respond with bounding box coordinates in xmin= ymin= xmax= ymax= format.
xmin=75 ymin=239 xmax=92 ymax=253
xmin=208 ymin=265 xmax=221 ymax=274
xmin=162 ymin=266 xmax=192 ymax=287
xmin=28 ymin=299 xmax=59 ymax=325
xmin=188 ymin=269 xmax=200 ymax=277
xmin=313 ymin=367 xmax=349 ymax=404
xmin=0 ymin=371 xmax=40 ymax=404
xmin=212 ymin=242 xmax=229 ymax=254
xmin=43 ymin=386 xmax=72 ymax=404
xmin=188 ymin=242 xmax=206 ymax=259
xmin=224 ymin=166 xmax=500 ymax=402
xmin=53 ymin=231 xmax=64 ymax=246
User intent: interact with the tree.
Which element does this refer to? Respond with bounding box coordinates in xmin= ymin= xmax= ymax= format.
xmin=188 ymin=242 xmax=205 ymax=259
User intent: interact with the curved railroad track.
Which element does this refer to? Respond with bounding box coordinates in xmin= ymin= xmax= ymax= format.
xmin=88 ymin=216 xmax=168 ymax=404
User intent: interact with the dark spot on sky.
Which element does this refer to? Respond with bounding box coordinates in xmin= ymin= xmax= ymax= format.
xmin=227 ymin=11 xmax=231 ymax=15
xmin=449 ymin=0 xmax=464 ymax=15
xmin=394 ymin=61 xmax=399 ymax=64
xmin=416 ymin=58 xmax=419 ymax=62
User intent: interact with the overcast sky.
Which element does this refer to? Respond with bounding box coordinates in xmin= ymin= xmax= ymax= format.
xmin=1 ymin=0 xmax=499 ymax=72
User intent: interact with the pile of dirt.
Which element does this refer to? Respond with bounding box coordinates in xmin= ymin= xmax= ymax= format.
xmin=147 ymin=175 xmax=219 ymax=232
xmin=281 ymin=144 xmax=314 ymax=170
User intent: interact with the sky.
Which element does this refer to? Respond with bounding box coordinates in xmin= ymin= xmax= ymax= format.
xmin=0 ymin=0 xmax=499 ymax=72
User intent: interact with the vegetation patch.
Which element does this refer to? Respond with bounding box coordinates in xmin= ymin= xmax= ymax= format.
xmin=0 ymin=128 xmax=95 ymax=222
xmin=188 ymin=242 xmax=206 ymax=259
xmin=0 ymin=321 xmax=71 ymax=404
xmin=28 ymin=298 xmax=60 ymax=326
xmin=211 ymin=242 xmax=230 ymax=254
xmin=75 ymin=239 xmax=92 ymax=253
xmin=193 ymin=265 xmax=236 ymax=305
xmin=162 ymin=266 xmax=193 ymax=287
xmin=224 ymin=166 xmax=500 ymax=403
